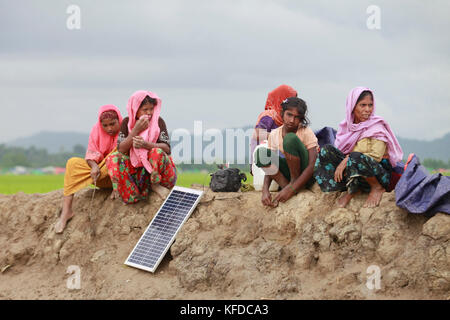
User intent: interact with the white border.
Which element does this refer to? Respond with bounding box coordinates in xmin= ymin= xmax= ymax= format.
xmin=124 ymin=186 xmax=203 ymax=273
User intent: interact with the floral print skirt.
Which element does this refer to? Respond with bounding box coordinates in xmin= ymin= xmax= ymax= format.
xmin=314 ymin=144 xmax=392 ymax=194
xmin=106 ymin=148 xmax=177 ymax=204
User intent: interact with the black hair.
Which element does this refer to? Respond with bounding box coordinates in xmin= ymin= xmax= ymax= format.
xmin=140 ymin=95 xmax=158 ymax=108
xmin=99 ymin=110 xmax=119 ymax=121
xmin=281 ymin=97 xmax=310 ymax=127
xmin=355 ymin=90 xmax=373 ymax=105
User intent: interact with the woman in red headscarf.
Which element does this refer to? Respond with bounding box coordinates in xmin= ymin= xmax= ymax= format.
xmin=251 ymin=85 xmax=298 ymax=171
xmin=55 ymin=104 xmax=122 ymax=233
xmin=106 ymin=90 xmax=177 ymax=204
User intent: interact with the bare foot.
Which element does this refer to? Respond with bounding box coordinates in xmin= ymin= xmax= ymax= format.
xmin=363 ymin=176 xmax=385 ymax=208
xmin=55 ymin=209 xmax=74 ymax=234
xmin=337 ymin=192 xmax=354 ymax=208
xmin=363 ymin=186 xmax=384 ymax=208
xmin=151 ymin=183 xmax=171 ymax=199
xmin=109 ymin=189 xmax=119 ymax=200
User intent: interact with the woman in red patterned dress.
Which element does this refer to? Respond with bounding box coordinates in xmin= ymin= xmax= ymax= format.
xmin=106 ymin=90 xmax=176 ymax=203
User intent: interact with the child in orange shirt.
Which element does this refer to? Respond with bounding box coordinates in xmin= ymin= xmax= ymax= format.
xmin=255 ymin=97 xmax=319 ymax=207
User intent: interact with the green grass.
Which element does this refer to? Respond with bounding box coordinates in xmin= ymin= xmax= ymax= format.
xmin=432 ymin=171 xmax=450 ymax=176
xmin=175 ymin=171 xmax=212 ymax=188
xmin=0 ymin=171 xmax=254 ymax=194
xmin=0 ymin=174 xmax=65 ymax=194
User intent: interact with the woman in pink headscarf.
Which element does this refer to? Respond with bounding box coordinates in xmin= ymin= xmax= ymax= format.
xmin=106 ymin=90 xmax=176 ymax=204
xmin=314 ymin=87 xmax=403 ymax=208
xmin=55 ymin=104 xmax=122 ymax=233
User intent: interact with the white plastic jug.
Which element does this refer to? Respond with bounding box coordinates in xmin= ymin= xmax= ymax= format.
xmin=252 ymin=142 xmax=279 ymax=191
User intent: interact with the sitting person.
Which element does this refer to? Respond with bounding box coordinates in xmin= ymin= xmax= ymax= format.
xmin=314 ymin=87 xmax=403 ymax=208
xmin=250 ymin=84 xmax=298 ymax=172
xmin=55 ymin=104 xmax=122 ymax=233
xmin=106 ymin=90 xmax=177 ymax=204
xmin=255 ymin=97 xmax=319 ymax=207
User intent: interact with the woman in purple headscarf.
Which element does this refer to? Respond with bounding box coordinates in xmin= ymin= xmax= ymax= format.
xmin=313 ymin=87 xmax=403 ymax=208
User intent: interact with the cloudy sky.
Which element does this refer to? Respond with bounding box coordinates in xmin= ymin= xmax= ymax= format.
xmin=1 ymin=0 xmax=449 ymax=144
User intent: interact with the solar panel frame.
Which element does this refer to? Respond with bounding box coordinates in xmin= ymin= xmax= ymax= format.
xmin=124 ymin=186 xmax=203 ymax=273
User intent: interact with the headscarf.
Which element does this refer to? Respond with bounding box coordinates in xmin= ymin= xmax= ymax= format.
xmin=85 ymin=104 xmax=123 ymax=163
xmin=127 ymin=90 xmax=162 ymax=173
xmin=334 ymin=87 xmax=403 ymax=166
xmin=255 ymin=84 xmax=298 ymax=127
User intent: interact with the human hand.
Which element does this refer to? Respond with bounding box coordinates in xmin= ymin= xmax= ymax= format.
xmin=261 ymin=190 xmax=275 ymax=207
xmin=334 ymin=156 xmax=348 ymax=182
xmin=132 ymin=116 xmax=149 ymax=135
xmin=132 ymin=136 xmax=148 ymax=149
xmin=274 ymin=184 xmax=295 ymax=203
xmin=90 ymin=166 xmax=100 ymax=184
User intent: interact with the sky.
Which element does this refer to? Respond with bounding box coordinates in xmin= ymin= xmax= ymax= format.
xmin=1 ymin=0 xmax=449 ymax=143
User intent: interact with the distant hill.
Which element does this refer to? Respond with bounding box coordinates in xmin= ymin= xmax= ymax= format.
xmin=397 ymin=132 xmax=450 ymax=162
xmin=196 ymin=126 xmax=450 ymax=162
xmin=6 ymin=131 xmax=89 ymax=154
xmin=5 ymin=129 xmax=450 ymax=162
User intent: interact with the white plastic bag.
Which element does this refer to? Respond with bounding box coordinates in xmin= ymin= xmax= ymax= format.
xmin=252 ymin=142 xmax=279 ymax=191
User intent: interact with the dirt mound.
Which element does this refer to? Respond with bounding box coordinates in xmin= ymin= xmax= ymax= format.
xmin=0 ymin=184 xmax=448 ymax=299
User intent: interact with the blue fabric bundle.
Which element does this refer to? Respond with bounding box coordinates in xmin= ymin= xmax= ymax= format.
xmin=314 ymin=126 xmax=337 ymax=148
xmin=395 ymin=154 xmax=450 ymax=216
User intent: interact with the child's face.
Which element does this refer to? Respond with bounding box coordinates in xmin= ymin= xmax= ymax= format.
xmin=282 ymin=107 xmax=302 ymax=131
xmin=101 ymin=118 xmax=120 ymax=136
xmin=136 ymin=103 xmax=155 ymax=119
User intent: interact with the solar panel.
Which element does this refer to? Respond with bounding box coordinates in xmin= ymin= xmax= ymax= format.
xmin=124 ymin=186 xmax=203 ymax=273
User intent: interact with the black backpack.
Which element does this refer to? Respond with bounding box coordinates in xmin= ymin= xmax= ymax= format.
xmin=209 ymin=168 xmax=247 ymax=192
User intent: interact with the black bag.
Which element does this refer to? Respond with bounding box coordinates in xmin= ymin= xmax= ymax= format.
xmin=209 ymin=168 xmax=247 ymax=192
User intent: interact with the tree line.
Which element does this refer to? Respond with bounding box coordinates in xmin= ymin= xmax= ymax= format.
xmin=422 ymin=158 xmax=450 ymax=170
xmin=1 ymin=143 xmax=449 ymax=171
xmin=0 ymin=144 xmax=86 ymax=169
xmin=0 ymin=144 xmax=250 ymax=172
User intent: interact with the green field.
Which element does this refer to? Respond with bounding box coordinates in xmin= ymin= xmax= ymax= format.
xmin=0 ymin=175 xmax=65 ymax=194
xmin=0 ymin=171 xmax=253 ymax=194
xmin=2 ymin=170 xmax=445 ymax=195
